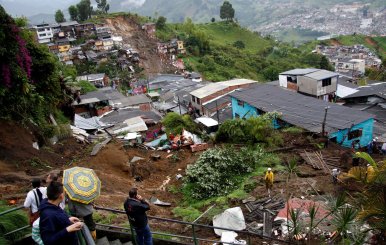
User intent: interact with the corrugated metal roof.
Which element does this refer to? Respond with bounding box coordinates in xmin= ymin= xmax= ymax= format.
xmin=343 ymin=82 xmax=386 ymax=99
xmin=280 ymin=68 xmax=319 ymax=76
xmin=230 ymin=84 xmax=373 ymax=133
xmin=190 ymin=83 xmax=228 ymax=99
xmin=303 ymin=70 xmax=339 ymax=80
xmin=190 ymin=79 xmax=258 ymax=99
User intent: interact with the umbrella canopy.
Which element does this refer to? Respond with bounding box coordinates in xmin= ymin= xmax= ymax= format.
xmin=63 ymin=167 xmax=101 ymax=204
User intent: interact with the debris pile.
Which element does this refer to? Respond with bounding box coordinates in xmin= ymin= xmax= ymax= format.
xmin=244 ymin=196 xmax=285 ymax=234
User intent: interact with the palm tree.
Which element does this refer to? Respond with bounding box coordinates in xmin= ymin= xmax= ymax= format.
xmin=345 ymin=152 xmax=386 ymax=242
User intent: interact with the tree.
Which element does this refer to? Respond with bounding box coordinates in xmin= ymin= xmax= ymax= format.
xmin=156 ymin=16 xmax=167 ymax=30
xmin=0 ymin=5 xmax=65 ymax=138
xmin=55 ymin=10 xmax=66 ymax=23
xmin=77 ymin=0 xmax=92 ymax=21
xmin=95 ymin=0 xmax=109 ymax=14
xmin=220 ymin=1 xmax=235 ymax=21
xmin=68 ymin=5 xmax=78 ymax=21
xmin=233 ymin=40 xmax=245 ymax=49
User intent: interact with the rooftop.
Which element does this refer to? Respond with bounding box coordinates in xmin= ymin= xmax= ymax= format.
xmin=230 ymin=84 xmax=373 ymax=134
xmin=343 ymin=82 xmax=386 ymax=99
xmin=190 ymin=79 xmax=258 ymax=99
xmin=280 ymin=68 xmax=319 ymax=76
xmin=60 ymin=21 xmax=79 ymax=27
xmin=303 ymin=70 xmax=339 ymax=80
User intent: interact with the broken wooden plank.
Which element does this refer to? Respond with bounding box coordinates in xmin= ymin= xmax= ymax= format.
xmin=91 ymin=137 xmax=112 ymax=156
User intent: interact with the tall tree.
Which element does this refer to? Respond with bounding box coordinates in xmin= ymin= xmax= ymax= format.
xmin=55 ymin=10 xmax=66 ymax=23
xmin=77 ymin=0 xmax=92 ymax=21
xmin=95 ymin=0 xmax=110 ymax=14
xmin=156 ymin=16 xmax=167 ymax=30
xmin=220 ymin=1 xmax=235 ymax=21
xmin=68 ymin=5 xmax=78 ymax=21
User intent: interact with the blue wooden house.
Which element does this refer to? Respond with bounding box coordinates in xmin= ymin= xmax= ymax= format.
xmin=230 ymin=84 xmax=374 ymax=148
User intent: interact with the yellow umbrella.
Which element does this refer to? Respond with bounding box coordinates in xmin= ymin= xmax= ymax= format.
xmin=63 ymin=167 xmax=101 ymax=204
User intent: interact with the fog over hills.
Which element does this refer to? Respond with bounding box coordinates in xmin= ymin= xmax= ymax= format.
xmin=2 ymin=0 xmax=385 ymax=40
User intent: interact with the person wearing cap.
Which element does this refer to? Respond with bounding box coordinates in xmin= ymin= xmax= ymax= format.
xmin=332 ymin=168 xmax=340 ymax=184
xmin=264 ymin=168 xmax=274 ymax=197
xmin=366 ymin=164 xmax=375 ymax=182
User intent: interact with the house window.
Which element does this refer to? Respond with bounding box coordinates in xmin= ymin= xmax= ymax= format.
xmin=235 ymin=113 xmax=240 ymax=119
xmin=39 ymin=33 xmax=47 ymax=37
xmin=348 ymin=129 xmax=362 ymax=140
xmin=237 ymin=100 xmax=244 ymax=107
xmin=287 ymin=76 xmax=297 ymax=84
xmin=322 ymin=78 xmax=332 ymax=87
xmin=197 ymin=98 xmax=201 ymax=104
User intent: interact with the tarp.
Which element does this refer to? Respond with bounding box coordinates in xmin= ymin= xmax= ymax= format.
xmin=213 ymin=207 xmax=246 ymax=236
xmin=145 ymin=134 xmax=167 ymax=147
xmin=124 ymin=132 xmax=141 ymax=140
xmin=182 ymin=129 xmax=202 ymax=144
xmin=74 ymin=114 xmax=105 ymax=130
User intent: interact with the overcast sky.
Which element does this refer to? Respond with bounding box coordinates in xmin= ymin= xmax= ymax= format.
xmin=0 ymin=0 xmax=146 ymax=17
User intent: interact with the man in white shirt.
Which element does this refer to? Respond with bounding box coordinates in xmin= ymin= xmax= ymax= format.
xmin=24 ymin=178 xmax=46 ymax=224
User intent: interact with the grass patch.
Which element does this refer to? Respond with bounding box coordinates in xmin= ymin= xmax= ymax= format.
xmin=93 ymin=211 xmax=118 ymax=224
xmin=282 ymin=127 xmax=304 ymax=134
xmin=0 ymin=201 xmax=29 ymax=243
xmin=172 ymin=207 xmax=201 ymax=222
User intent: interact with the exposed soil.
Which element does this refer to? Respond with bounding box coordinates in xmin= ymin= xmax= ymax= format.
xmin=103 ymin=16 xmax=176 ymax=78
xmin=329 ymin=38 xmax=342 ymax=46
xmin=0 ymin=120 xmax=368 ymax=243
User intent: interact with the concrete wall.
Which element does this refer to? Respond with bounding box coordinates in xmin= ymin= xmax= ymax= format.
xmin=298 ymin=76 xmax=337 ymax=97
xmin=279 ymin=75 xmax=287 ymax=88
xmin=231 ymin=97 xmax=259 ymax=119
xmin=315 ymin=76 xmax=338 ymax=97
xmin=328 ymin=118 xmax=374 ymax=148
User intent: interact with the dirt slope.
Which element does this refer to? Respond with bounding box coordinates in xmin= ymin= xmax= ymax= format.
xmin=104 ymin=16 xmax=176 ymax=78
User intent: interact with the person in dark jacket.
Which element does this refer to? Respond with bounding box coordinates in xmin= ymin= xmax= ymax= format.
xmin=124 ymin=188 xmax=153 ymax=245
xmin=39 ymin=182 xmax=83 ymax=245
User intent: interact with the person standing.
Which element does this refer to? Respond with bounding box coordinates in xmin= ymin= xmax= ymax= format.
xmin=39 ymin=182 xmax=83 ymax=245
xmin=67 ymin=199 xmax=97 ymax=241
xmin=44 ymin=172 xmax=65 ymax=209
xmin=24 ymin=178 xmax=46 ymax=225
xmin=264 ymin=168 xmax=274 ymax=197
xmin=332 ymin=168 xmax=340 ymax=184
xmin=124 ymin=188 xmax=153 ymax=245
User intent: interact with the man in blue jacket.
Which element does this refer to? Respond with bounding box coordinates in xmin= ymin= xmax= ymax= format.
xmin=39 ymin=182 xmax=84 ymax=245
xmin=124 ymin=187 xmax=153 ymax=245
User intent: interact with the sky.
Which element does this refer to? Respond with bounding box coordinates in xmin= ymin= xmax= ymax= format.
xmin=0 ymin=0 xmax=146 ymax=17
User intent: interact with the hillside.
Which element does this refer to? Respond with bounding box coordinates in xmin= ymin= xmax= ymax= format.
xmin=156 ymin=21 xmax=333 ymax=81
xmin=129 ymin=0 xmax=386 ymax=43
xmin=299 ymin=34 xmax=386 ymax=59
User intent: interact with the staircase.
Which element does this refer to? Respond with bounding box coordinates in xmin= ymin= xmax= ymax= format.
xmin=97 ymin=236 xmax=133 ymax=245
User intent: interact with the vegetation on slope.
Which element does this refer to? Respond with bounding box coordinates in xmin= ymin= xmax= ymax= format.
xmin=0 ymin=6 xmax=68 ymax=139
xmin=157 ymin=20 xmax=332 ymax=82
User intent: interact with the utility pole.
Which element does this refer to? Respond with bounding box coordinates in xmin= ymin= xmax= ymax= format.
xmin=215 ymin=100 xmax=220 ymax=124
xmin=322 ymin=106 xmax=330 ymax=137
xmin=178 ymin=96 xmax=182 ymax=115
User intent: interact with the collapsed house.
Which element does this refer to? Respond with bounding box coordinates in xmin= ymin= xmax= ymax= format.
xmin=230 ymin=84 xmax=374 ymax=148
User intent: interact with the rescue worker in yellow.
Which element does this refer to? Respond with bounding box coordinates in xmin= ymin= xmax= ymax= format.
xmin=264 ymin=168 xmax=274 ymax=197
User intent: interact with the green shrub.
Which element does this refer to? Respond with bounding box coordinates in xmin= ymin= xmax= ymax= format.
xmin=184 ymin=146 xmax=264 ymax=199
xmin=162 ymin=112 xmax=199 ymax=135
xmin=215 ymin=113 xmax=283 ymax=147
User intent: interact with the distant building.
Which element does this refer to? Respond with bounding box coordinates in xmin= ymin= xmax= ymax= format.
xmin=75 ymin=23 xmax=96 ymax=38
xmin=33 ymin=23 xmax=54 ymax=44
xmin=76 ymin=73 xmax=109 ymax=88
xmin=279 ymin=68 xmax=339 ymax=100
xmin=335 ymin=58 xmax=366 ymax=74
xmin=60 ymin=21 xmax=79 ymax=38
xmin=231 ymin=84 xmax=374 ymax=148
xmin=56 ymin=38 xmax=71 ymax=53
